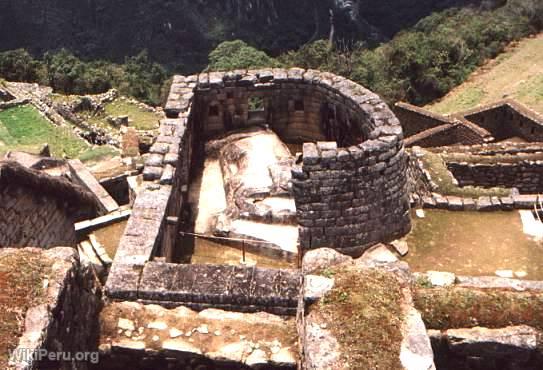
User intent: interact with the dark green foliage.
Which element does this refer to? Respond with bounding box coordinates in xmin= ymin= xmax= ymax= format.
xmin=0 ymin=49 xmax=43 ymax=82
xmin=207 ymin=40 xmax=279 ymax=71
xmin=0 ymin=49 xmax=167 ymax=106
xmin=282 ymin=0 xmax=543 ymax=105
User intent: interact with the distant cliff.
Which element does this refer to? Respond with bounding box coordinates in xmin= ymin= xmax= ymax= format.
xmin=0 ymin=0 xmax=486 ymax=72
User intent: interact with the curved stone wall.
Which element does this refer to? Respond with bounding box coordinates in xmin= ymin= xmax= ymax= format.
xmin=165 ymin=68 xmax=411 ymax=255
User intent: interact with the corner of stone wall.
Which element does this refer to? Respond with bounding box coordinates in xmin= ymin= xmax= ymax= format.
xmin=10 ymin=247 xmax=101 ymax=370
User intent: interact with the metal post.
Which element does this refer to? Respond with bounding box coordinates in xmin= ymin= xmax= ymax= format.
xmin=242 ymin=240 xmax=246 ymax=263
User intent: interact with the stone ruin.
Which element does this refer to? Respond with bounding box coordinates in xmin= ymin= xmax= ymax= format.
xmin=4 ymin=68 xmax=543 ymax=369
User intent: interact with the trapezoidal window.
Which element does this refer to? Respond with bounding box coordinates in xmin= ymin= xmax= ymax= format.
xmin=209 ymin=105 xmax=219 ymax=117
xmin=294 ymin=99 xmax=305 ymax=112
xmin=248 ymin=96 xmax=265 ymax=112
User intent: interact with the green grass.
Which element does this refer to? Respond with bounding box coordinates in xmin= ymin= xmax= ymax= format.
xmin=0 ymin=104 xmax=119 ymax=161
xmin=432 ymin=86 xmax=485 ymax=115
xmin=419 ymin=149 xmax=510 ymax=197
xmin=428 ymin=33 xmax=543 ymax=114
xmin=88 ymin=99 xmax=160 ymax=131
xmin=79 ymin=145 xmax=119 ymax=163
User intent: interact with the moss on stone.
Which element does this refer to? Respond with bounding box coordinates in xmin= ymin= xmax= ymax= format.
xmin=0 ymin=250 xmax=52 ymax=369
xmin=414 ymin=286 xmax=543 ymax=331
xmin=313 ymin=267 xmax=405 ymax=369
xmin=419 ymin=149 xmax=510 ymax=197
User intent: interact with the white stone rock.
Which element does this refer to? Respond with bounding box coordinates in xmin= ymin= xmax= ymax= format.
xmin=360 ymin=244 xmax=398 ymax=264
xmin=400 ymin=307 xmax=436 ymax=370
xmin=169 ymin=328 xmax=184 ymax=338
xmin=390 ymin=240 xmax=409 ymax=256
xmin=210 ymin=342 xmax=251 ymax=362
xmin=117 ymin=318 xmax=135 ymax=332
xmin=196 ymin=324 xmax=209 ymax=334
xmin=426 ymin=271 xmax=456 ymax=287
xmin=304 ymin=275 xmax=334 ymax=301
xmin=245 ymin=349 xmax=268 ymax=366
xmin=162 ymin=339 xmax=202 ymax=354
xmin=270 ymin=347 xmax=297 ymax=365
xmin=147 ymin=321 xmax=168 ymax=330
xmin=515 ymin=271 xmax=528 ymax=278
xmin=415 ymin=209 xmax=426 ymax=218
xmin=495 ymin=270 xmax=514 ymax=278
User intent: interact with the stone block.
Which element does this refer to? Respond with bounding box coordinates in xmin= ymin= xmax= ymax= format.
xmin=446 ymin=196 xmax=464 ymax=211
xmin=303 ymin=143 xmax=319 ymax=165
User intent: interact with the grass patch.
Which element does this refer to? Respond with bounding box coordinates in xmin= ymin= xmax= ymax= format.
xmin=87 ymin=99 xmax=160 ymax=131
xmin=442 ymin=151 xmax=543 ymax=164
xmin=419 ymin=149 xmax=510 ymax=197
xmin=79 ymin=145 xmax=119 ymax=163
xmin=427 ymin=33 xmax=543 ymax=114
xmin=432 ymin=86 xmax=485 ymax=115
xmin=314 ymin=267 xmax=404 ymax=369
xmin=414 ymin=286 xmax=543 ymax=331
xmin=0 ymin=250 xmax=51 ymax=369
xmin=0 ymin=104 xmax=89 ymax=157
xmin=0 ymin=104 xmax=118 ymax=161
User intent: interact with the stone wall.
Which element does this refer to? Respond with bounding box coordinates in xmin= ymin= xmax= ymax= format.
xmin=395 ymin=102 xmax=454 ymax=138
xmin=8 ymin=247 xmax=101 ymax=370
xmin=138 ymin=262 xmax=302 ymax=315
xmin=99 ymin=174 xmax=130 ymax=206
xmin=167 ymin=68 xmax=411 ymax=254
xmin=98 ymin=301 xmax=298 ymax=370
xmin=0 ymin=185 xmax=77 ymax=248
xmin=461 ymin=100 xmax=543 ymax=142
xmin=293 ymin=139 xmax=410 ymax=255
xmin=395 ymin=102 xmax=491 ymax=147
xmin=107 ymin=68 xmax=411 ymax=308
xmin=447 ymin=160 xmax=543 ymax=194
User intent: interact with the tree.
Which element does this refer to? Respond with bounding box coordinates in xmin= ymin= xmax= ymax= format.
xmin=208 ymin=40 xmax=278 ymax=71
xmin=0 ymin=49 xmax=42 ymax=82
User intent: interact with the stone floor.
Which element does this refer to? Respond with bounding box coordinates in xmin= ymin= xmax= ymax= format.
xmin=99 ymin=301 xmax=298 ymax=369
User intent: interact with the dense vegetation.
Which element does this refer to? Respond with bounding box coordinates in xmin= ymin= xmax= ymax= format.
xmin=0 ymin=0 xmax=541 ymax=107
xmin=209 ymin=0 xmax=542 ymax=105
xmin=0 ymin=0 xmax=487 ymax=70
xmin=0 ymin=49 xmax=167 ymax=106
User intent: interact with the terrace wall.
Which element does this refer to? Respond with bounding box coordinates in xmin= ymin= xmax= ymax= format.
xmin=0 ymin=184 xmax=77 ymax=248
xmin=447 ymin=160 xmax=543 ymax=194
xmin=461 ymin=100 xmax=543 ymax=142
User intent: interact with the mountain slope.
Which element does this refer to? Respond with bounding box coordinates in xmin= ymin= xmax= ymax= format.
xmin=0 ymin=0 xmax=482 ymax=72
xmin=427 ymin=33 xmax=543 ymax=114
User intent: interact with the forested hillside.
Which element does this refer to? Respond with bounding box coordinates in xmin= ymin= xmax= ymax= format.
xmin=0 ymin=0 xmax=541 ymax=107
xmin=0 ymin=0 xmax=486 ymax=71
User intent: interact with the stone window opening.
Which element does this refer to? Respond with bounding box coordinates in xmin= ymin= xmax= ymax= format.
xmin=249 ymin=96 xmax=265 ymax=112
xmin=209 ymin=105 xmax=219 ymax=117
xmin=294 ymin=99 xmax=305 ymax=112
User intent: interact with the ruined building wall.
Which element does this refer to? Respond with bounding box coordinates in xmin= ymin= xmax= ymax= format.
xmin=463 ymin=102 xmax=543 ymax=142
xmin=447 ymin=161 xmax=543 ymax=194
xmin=394 ymin=102 xmax=454 ymax=138
xmin=180 ymin=69 xmax=411 ymax=255
xmin=0 ymin=184 xmax=77 ymax=248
